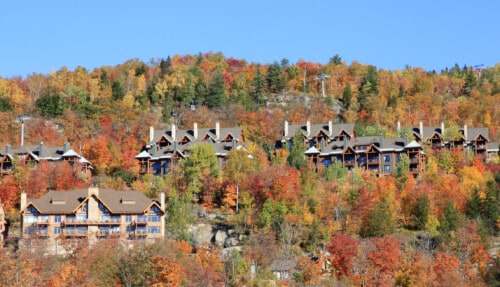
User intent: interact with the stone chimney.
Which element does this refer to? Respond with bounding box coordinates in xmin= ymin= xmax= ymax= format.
xmin=193 ymin=122 xmax=198 ymax=139
xmin=160 ymin=192 xmax=166 ymax=237
xmin=171 ymin=123 xmax=176 ymax=141
xmin=215 ymin=122 xmax=220 ymax=141
xmin=404 ymin=134 xmax=408 ymax=146
xmin=232 ymin=138 xmax=237 ymax=148
xmin=419 ymin=121 xmax=424 ymax=139
xmin=306 ymin=119 xmax=311 ymax=137
xmin=20 ymin=192 xmax=27 ymax=210
xmin=5 ymin=144 xmax=10 ymax=155
xmin=379 ymin=134 xmax=384 ymax=149
xmin=88 ymin=185 xmax=99 ymax=197
xmin=149 ymin=126 xmax=154 ymax=143
xmin=441 ymin=122 xmax=445 ymax=136
xmin=343 ymin=136 xmax=348 ymax=148
xmin=463 ymin=124 xmax=468 ymax=141
xmin=328 ymin=120 xmax=333 ymax=136
xmin=63 ymin=142 xmax=69 ymax=153
xmin=39 ymin=141 xmax=45 ymax=158
xmin=284 ymin=120 xmax=289 ymax=137
xmin=397 ymin=121 xmax=401 ymax=133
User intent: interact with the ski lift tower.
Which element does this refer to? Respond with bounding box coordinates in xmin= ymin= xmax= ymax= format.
xmin=18 ymin=115 xmax=30 ymax=146
xmin=316 ymin=72 xmax=330 ymax=97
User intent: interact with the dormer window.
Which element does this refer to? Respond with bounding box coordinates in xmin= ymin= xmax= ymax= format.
xmin=121 ymin=198 xmax=136 ymax=205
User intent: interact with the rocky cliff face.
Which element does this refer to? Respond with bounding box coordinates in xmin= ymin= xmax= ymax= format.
xmin=189 ymin=222 xmax=243 ymax=249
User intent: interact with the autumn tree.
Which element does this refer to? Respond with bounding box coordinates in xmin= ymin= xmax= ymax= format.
xmin=328 ymin=233 xmax=359 ymax=280
xmin=286 ymin=131 xmax=307 ymax=169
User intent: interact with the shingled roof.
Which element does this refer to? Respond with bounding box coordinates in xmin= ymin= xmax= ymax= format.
xmin=23 ymin=188 xmax=162 ymax=215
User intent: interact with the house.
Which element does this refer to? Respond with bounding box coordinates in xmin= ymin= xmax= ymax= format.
xmin=20 ymin=187 xmax=165 ymax=249
xmin=269 ymin=258 xmax=297 ymax=280
xmin=281 ymin=121 xmax=425 ymax=176
xmin=407 ymin=121 xmax=499 ymax=162
xmin=0 ymin=201 xmax=6 ymax=243
xmin=136 ymin=122 xmax=245 ymax=176
xmin=0 ymin=141 xmax=92 ymax=178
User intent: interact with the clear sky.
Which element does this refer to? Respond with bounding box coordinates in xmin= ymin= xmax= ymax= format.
xmin=1 ymin=1 xmax=498 ymax=78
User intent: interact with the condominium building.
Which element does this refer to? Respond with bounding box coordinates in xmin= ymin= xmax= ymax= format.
xmin=0 ymin=141 xmax=92 ymax=177
xmin=136 ymin=122 xmax=245 ymax=175
xmin=20 ymin=187 xmax=165 ymax=247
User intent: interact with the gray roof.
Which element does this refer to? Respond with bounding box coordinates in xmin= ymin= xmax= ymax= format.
xmin=23 ymin=188 xmax=162 ymax=215
xmin=1 ymin=142 xmax=91 ymax=166
xmin=139 ymin=124 xmax=243 ymax=159
xmin=284 ymin=121 xmax=355 ymax=141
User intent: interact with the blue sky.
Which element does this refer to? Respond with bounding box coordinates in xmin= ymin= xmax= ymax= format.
xmin=1 ymin=1 xmax=498 ymax=78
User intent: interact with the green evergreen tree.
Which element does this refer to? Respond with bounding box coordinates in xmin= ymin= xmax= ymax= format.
xmin=35 ymin=93 xmax=67 ymax=117
xmin=0 ymin=97 xmax=13 ymax=111
xmin=251 ymin=66 xmax=266 ymax=108
xmin=329 ymin=54 xmax=342 ymax=65
xmin=413 ymin=195 xmax=430 ymax=230
xmin=342 ymin=83 xmax=352 ymax=110
xmin=206 ymin=69 xmax=225 ymax=108
xmin=111 ymin=81 xmax=125 ymax=101
xmin=360 ymin=197 xmax=395 ymax=237
xmin=482 ymin=180 xmax=499 ymax=236
xmin=438 ymin=202 xmax=461 ymax=241
xmin=266 ymin=61 xmax=285 ymax=93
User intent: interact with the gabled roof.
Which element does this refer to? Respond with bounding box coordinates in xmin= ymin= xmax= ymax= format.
xmin=22 ymin=188 xmax=162 ymax=215
xmin=1 ymin=142 xmax=91 ymax=167
xmin=283 ymin=121 xmax=355 ymax=140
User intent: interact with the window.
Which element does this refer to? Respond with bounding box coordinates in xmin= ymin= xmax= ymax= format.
xmin=111 ymin=215 xmax=121 ymax=223
xmin=100 ymin=213 xmax=110 ymax=222
xmin=384 ymin=165 xmax=391 ymax=172
xmin=322 ymin=159 xmax=331 ymax=167
xmin=76 ymin=213 xmax=87 ymax=222
xmin=125 ymin=215 xmax=132 ymax=222
xmin=148 ymin=226 xmax=160 ymax=234
xmin=77 ymin=226 xmax=88 ymax=234
xmin=24 ymin=215 xmax=37 ymax=224
xmin=137 ymin=214 xmax=147 ymax=223
xmin=54 ymin=227 xmax=61 ymax=234
xmin=126 ymin=226 xmax=133 ymax=233
xmin=383 ymin=155 xmax=391 ymax=163
xmin=66 ymin=215 xmax=76 ymax=223
xmin=148 ymin=215 xmax=160 ymax=222
xmin=54 ymin=215 xmax=62 ymax=223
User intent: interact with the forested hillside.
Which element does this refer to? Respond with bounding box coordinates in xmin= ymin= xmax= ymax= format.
xmin=0 ymin=53 xmax=499 ymax=286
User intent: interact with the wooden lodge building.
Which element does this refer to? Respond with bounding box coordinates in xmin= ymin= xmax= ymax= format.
xmin=0 ymin=141 xmax=93 ymax=178
xmin=281 ymin=120 xmax=498 ymax=176
xmin=20 ymin=187 xmax=165 ymax=252
xmin=135 ymin=122 xmax=245 ymax=176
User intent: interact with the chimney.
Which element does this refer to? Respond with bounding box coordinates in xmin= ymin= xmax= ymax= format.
xmin=464 ymin=124 xmax=468 ymax=141
xmin=231 ymin=138 xmax=237 ymax=148
xmin=404 ymin=134 xmax=408 ymax=146
xmin=441 ymin=122 xmax=445 ymax=136
xmin=306 ymin=119 xmax=311 ymax=137
xmin=5 ymin=144 xmax=10 ymax=155
xmin=397 ymin=121 xmax=401 ymax=133
xmin=193 ymin=122 xmax=198 ymax=139
xmin=379 ymin=133 xmax=384 ymax=149
xmin=149 ymin=126 xmax=154 ymax=143
xmin=39 ymin=141 xmax=45 ymax=158
xmin=343 ymin=136 xmax=348 ymax=149
xmin=160 ymin=192 xmax=166 ymax=237
xmin=63 ymin=142 xmax=69 ymax=153
xmin=160 ymin=192 xmax=165 ymax=211
xmin=284 ymin=120 xmax=289 ymax=137
xmin=152 ymin=143 xmax=158 ymax=157
xmin=21 ymin=192 xmax=27 ymax=210
xmin=173 ymin=141 xmax=178 ymax=151
xmin=171 ymin=123 xmax=176 ymax=141
xmin=328 ymin=120 xmax=333 ymax=136
xmin=215 ymin=122 xmax=220 ymax=141
xmin=88 ymin=185 xmax=99 ymax=197
xmin=419 ymin=121 xmax=423 ymax=139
